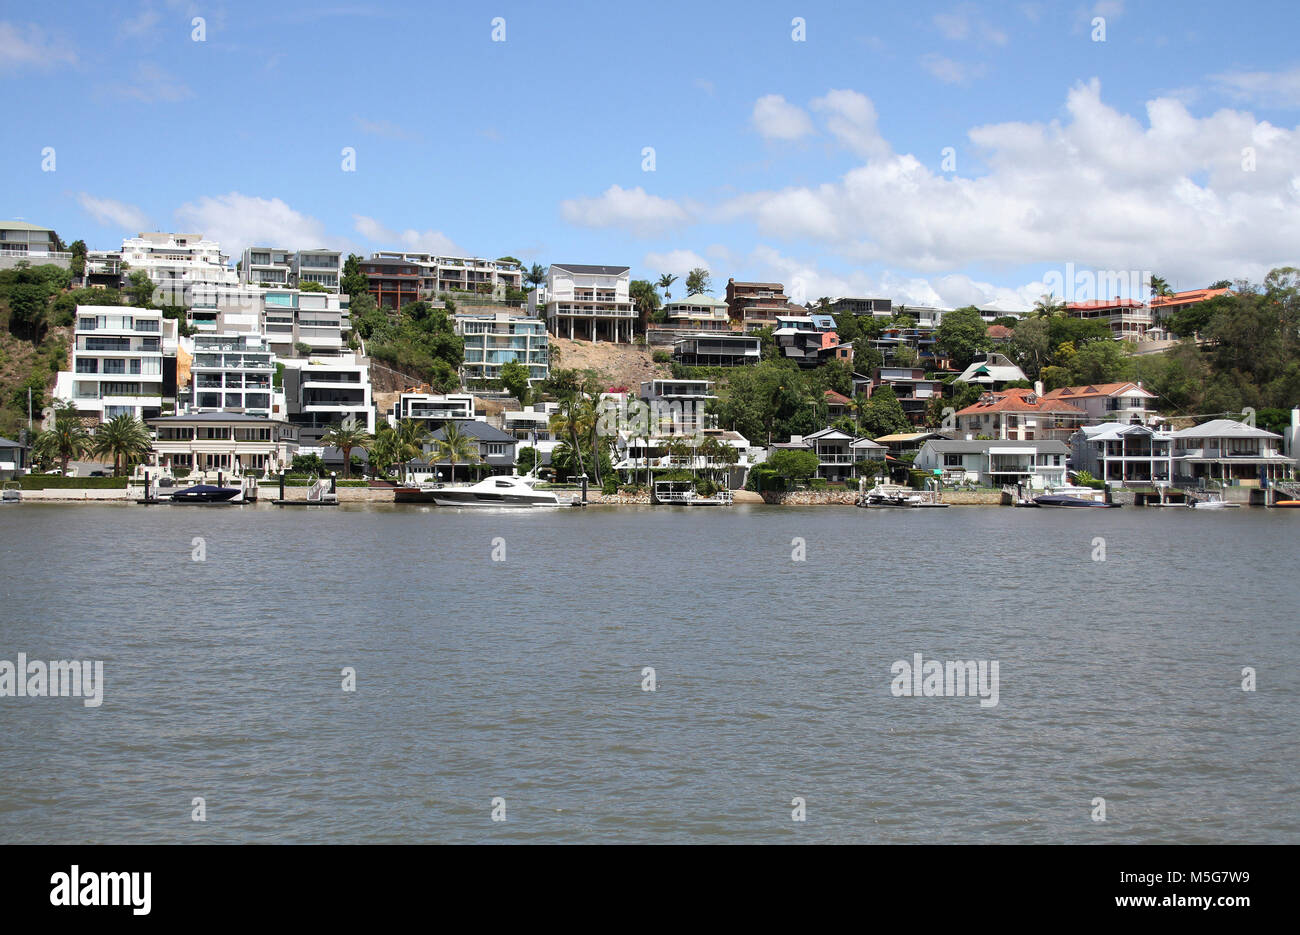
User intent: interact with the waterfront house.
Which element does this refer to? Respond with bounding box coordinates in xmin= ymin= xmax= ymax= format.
xmin=1071 ymin=423 xmax=1173 ymax=486
xmin=1148 ymin=287 xmax=1229 ymax=338
xmin=389 ymin=391 xmax=476 ymax=431
xmin=281 ymin=353 xmax=375 ymax=444
xmin=773 ymin=427 xmax=866 ymax=483
xmin=661 ymin=294 xmax=731 ymax=332
xmin=146 ymin=412 xmax=299 ymax=478
xmin=914 ymin=438 xmax=1070 ymax=489
xmin=536 ymin=264 xmax=636 ymax=343
xmin=954 ymin=387 xmax=1087 ymax=442
xmin=725 ymin=279 xmax=802 ymax=332
xmin=425 ymin=420 xmax=517 ymax=479
xmin=187 ymin=333 xmax=282 ymax=418
xmin=1167 ymin=419 xmax=1295 ymax=487
xmin=614 ymin=427 xmax=758 ymax=489
xmin=854 ymin=367 xmax=944 ymax=423
xmin=0 ymin=436 xmax=26 ymax=479
xmin=641 ymin=379 xmax=717 ymax=433
xmin=1040 ymin=382 xmax=1159 ymax=426
xmin=672 ymin=332 xmax=761 ymax=367
xmin=955 ymin=352 xmax=1027 ymax=388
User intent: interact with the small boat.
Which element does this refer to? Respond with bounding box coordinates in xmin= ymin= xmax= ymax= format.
xmin=1271 ymin=500 xmax=1300 ymax=509
xmin=858 ymin=484 xmax=917 ymax=507
xmin=1 ymin=481 xmax=20 ymax=503
xmin=1033 ymin=494 xmax=1120 ymax=508
xmin=170 ymin=484 xmax=242 ymax=504
xmin=1188 ymin=493 xmax=1239 ymax=510
xmin=400 ymin=474 xmax=566 ymax=508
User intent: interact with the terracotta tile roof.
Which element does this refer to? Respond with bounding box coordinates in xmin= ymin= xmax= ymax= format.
xmin=986 ymin=324 xmax=1014 ymax=338
xmin=955 ymin=387 xmax=1087 ymax=416
xmin=1042 ymin=381 xmax=1152 ymax=400
xmin=1148 ymin=287 xmax=1229 ymax=308
xmin=823 ymin=389 xmax=852 ymax=405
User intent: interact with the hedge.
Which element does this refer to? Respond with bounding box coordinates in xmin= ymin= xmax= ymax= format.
xmin=19 ymin=475 xmax=129 ymax=489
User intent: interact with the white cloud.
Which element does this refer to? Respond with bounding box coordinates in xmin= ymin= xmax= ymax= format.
xmin=0 ymin=21 xmax=76 ymax=68
xmin=642 ymin=250 xmax=713 ymax=287
xmin=175 ymin=193 xmax=330 ymax=257
xmin=812 ymin=89 xmax=890 ymax=157
xmin=1213 ymin=66 xmax=1300 ymax=110
xmin=352 ymin=215 xmax=464 ymax=255
xmin=559 ymin=184 xmax=690 ymax=236
xmin=922 ymin=53 xmax=988 ymax=85
xmin=106 ymin=63 xmax=193 ymax=103
xmin=933 ymin=6 xmax=1008 ymax=45
xmin=353 ymin=115 xmax=421 ymax=141
xmin=76 ymin=193 xmax=151 ymax=232
xmin=752 ymin=94 xmax=814 ymax=142
xmin=720 ymin=79 xmax=1300 ymax=287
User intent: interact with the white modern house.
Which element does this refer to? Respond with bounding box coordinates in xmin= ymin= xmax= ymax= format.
xmin=535 ymin=263 xmax=636 ymax=343
xmin=1041 ymin=382 xmax=1159 ymax=426
xmin=240 ymin=247 xmax=342 ymax=292
xmin=187 ymin=333 xmax=282 ymax=418
xmin=120 ymin=232 xmax=239 ymax=306
xmin=146 ymin=412 xmax=299 ymax=478
xmin=640 ymin=379 xmax=717 ymax=433
xmin=455 ymin=312 xmax=549 ymax=385
xmin=1167 ymin=419 xmax=1295 ymax=486
xmin=389 ymin=392 xmax=475 ymax=430
xmin=661 ymin=294 xmax=731 ymax=332
xmin=1071 ymin=423 xmax=1173 ymax=486
xmin=914 ymin=438 xmax=1070 ymax=489
xmin=370 ymin=252 xmax=523 ymax=300
xmin=281 ymin=353 xmax=375 ymax=444
xmin=55 ymin=305 xmax=175 ymax=423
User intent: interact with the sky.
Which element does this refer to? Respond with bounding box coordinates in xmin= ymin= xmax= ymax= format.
xmin=2 ymin=0 xmax=1299 ymax=311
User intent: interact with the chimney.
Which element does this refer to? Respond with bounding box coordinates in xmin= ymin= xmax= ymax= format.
xmin=1034 ymin=380 xmax=1044 ymax=397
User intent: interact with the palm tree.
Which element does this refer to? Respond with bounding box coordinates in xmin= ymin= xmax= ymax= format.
xmin=434 ymin=421 xmax=480 ymax=483
xmin=657 ymin=273 xmax=677 ymax=302
xmin=319 ymin=416 xmax=372 ymax=479
xmin=1033 ymin=293 xmax=1066 ymax=318
xmin=1149 ymin=275 xmax=1173 ymax=299
xmin=526 ymin=263 xmax=546 ymax=291
xmin=90 ymin=414 xmax=152 ymax=476
xmin=32 ymin=406 xmax=92 ymax=475
xmin=367 ymin=425 xmax=400 ymax=478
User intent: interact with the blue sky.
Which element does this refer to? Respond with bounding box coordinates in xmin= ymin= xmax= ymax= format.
xmin=3 ymin=0 xmax=1298 ymax=309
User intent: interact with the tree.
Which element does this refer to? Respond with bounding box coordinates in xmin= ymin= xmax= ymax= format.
xmin=31 ymin=403 xmax=91 ymax=474
xmin=126 ymin=270 xmax=156 ymax=308
xmin=434 ymin=421 xmax=481 ymax=482
xmin=934 ymin=306 xmax=990 ymax=372
xmin=499 ymin=360 xmax=531 ymax=406
xmin=629 ymin=279 xmax=661 ymax=325
xmin=685 ymin=268 xmax=711 ymax=296
xmin=68 ymin=240 xmax=87 ymax=279
xmin=766 ymin=449 xmax=819 ymax=486
xmin=657 ymin=273 xmax=677 ymax=301
xmin=516 ymin=446 xmax=540 ymax=476
xmin=341 ymin=254 xmax=368 ymax=298
xmin=366 ymin=425 xmax=401 ymax=477
xmin=91 ymin=414 xmax=152 ymax=476
xmin=1009 ymin=316 xmax=1051 ymax=379
xmin=1033 ymin=294 xmax=1066 ymax=318
xmin=7 ymin=283 xmax=49 ymax=339
xmin=526 ymin=263 xmax=546 ymax=291
xmin=1149 ymin=275 xmax=1173 ymax=299
xmin=859 ymin=385 xmax=911 ymax=436
xmin=319 ymin=417 xmax=373 ymax=479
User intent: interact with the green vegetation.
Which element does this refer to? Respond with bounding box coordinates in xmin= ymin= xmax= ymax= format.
xmin=357 ymin=299 xmax=464 ymax=392
xmin=319 ymin=417 xmax=373 ymax=478
xmin=498 ymin=359 xmax=531 ymax=405
xmin=18 ymin=474 xmax=129 ymax=489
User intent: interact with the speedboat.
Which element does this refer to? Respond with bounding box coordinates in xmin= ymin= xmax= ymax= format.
xmin=1188 ymin=494 xmax=1239 ymax=510
xmin=171 ymin=484 xmax=242 ymax=504
xmin=426 ymin=475 xmax=565 ymax=508
xmin=1034 ymin=493 xmax=1120 ymax=508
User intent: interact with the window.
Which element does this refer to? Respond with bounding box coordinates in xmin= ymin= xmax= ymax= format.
xmin=944 ymin=454 xmax=964 ymax=467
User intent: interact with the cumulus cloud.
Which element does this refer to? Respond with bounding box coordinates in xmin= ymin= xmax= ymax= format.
xmin=76 ymin=193 xmax=151 ymax=232
xmin=0 ymin=21 xmax=76 ymax=68
xmin=559 ymin=184 xmax=690 ymax=236
xmin=1213 ymin=66 xmax=1300 ymax=110
xmin=722 ymin=79 xmax=1300 ymax=287
xmin=175 ymin=193 xmax=330 ymax=256
xmin=352 ymin=215 xmax=464 ymax=255
xmin=752 ymin=94 xmax=814 ymax=141
xmin=812 ymin=89 xmax=890 ymax=157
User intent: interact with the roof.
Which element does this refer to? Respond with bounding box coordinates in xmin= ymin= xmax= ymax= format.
xmin=430 ymin=419 xmax=515 ymax=443
xmin=1066 ymin=298 xmax=1146 ymax=309
xmin=1042 ymin=382 xmax=1155 ymax=400
xmin=1079 ymin=423 xmax=1169 ymax=442
xmin=665 ymin=294 xmax=727 ymax=308
xmin=1149 ymin=288 xmax=1229 ymax=308
xmin=873 ymin=431 xmax=948 ymax=443
xmin=956 ymin=388 xmax=1087 ymax=416
xmin=550 ymin=264 xmax=630 ymax=276
xmin=804 ymin=426 xmax=854 ymax=441
xmin=0 ymin=436 xmax=24 ymax=448
xmin=148 ymin=412 xmax=283 ymax=424
xmin=957 ymin=353 xmax=1026 ymax=383
xmin=921 ymin=439 xmax=1070 ymax=455
xmin=1167 ymin=419 xmax=1281 ymax=440
xmin=986 ymin=324 xmax=1014 ymax=338
xmin=823 ymin=389 xmax=853 ymax=405
xmin=0 ymin=220 xmax=55 ymax=232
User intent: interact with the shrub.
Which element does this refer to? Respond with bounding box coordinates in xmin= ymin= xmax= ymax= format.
xmin=652 ymin=349 xmax=671 ymax=363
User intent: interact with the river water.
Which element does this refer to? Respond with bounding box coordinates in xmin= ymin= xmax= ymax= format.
xmin=1 ymin=502 xmax=1296 ymax=843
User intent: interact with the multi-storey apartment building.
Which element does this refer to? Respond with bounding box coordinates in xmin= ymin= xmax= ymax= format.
xmin=389 ymin=392 xmax=475 ymax=430
xmin=281 ymin=353 xmax=375 ymax=444
xmin=830 ymin=297 xmax=892 ymax=318
xmin=537 ymin=264 xmax=636 ymax=343
xmin=0 ymin=221 xmax=68 ymax=270
xmin=370 ymin=253 xmax=523 ymax=300
xmin=672 ymin=333 xmax=762 ymax=367
xmin=661 ymin=295 xmax=731 ymax=332
xmin=188 ymin=333 xmax=281 ymax=418
xmin=360 ymin=257 xmax=422 ymax=309
xmin=239 ymin=247 xmax=342 ymax=292
xmin=120 ymin=232 xmax=239 ymax=306
xmin=261 ymin=290 xmax=351 ymax=358
xmin=1066 ymin=298 xmax=1153 ymax=341
xmin=725 ymin=279 xmax=801 ymax=331
xmin=455 ymin=312 xmax=549 ymax=385
xmin=55 ymin=305 xmax=175 ymax=423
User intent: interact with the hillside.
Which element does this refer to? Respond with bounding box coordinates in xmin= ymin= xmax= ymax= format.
xmin=0 ymin=304 xmax=71 ymax=439
xmin=549 ymin=338 xmax=670 ymax=390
